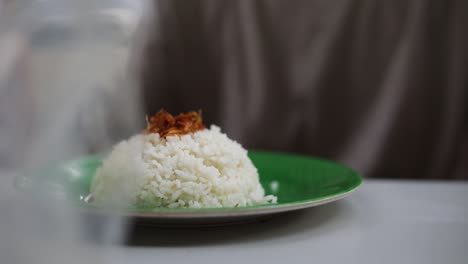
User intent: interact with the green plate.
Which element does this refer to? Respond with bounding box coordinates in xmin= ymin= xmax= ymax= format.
xmin=17 ymin=151 xmax=362 ymax=226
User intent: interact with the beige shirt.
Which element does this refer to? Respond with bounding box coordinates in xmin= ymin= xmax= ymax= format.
xmin=141 ymin=0 xmax=468 ymax=179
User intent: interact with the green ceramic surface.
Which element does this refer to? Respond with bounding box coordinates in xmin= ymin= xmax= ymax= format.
xmin=251 ymin=151 xmax=362 ymax=205
xmin=31 ymin=151 xmax=361 ymax=212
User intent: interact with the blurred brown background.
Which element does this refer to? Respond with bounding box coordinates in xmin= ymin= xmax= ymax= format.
xmin=140 ymin=0 xmax=468 ymax=179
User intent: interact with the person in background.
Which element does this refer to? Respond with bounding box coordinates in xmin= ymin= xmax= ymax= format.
xmin=140 ymin=0 xmax=467 ymax=179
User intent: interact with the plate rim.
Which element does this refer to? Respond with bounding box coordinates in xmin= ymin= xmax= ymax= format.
xmin=78 ymin=183 xmax=361 ymax=219
xmin=17 ymin=151 xmax=363 ymax=219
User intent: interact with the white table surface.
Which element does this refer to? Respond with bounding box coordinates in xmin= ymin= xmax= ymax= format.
xmin=1 ymin=171 xmax=467 ymax=264
xmin=120 ymin=180 xmax=468 ymax=264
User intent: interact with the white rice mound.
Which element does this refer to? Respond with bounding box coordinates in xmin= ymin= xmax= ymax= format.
xmin=90 ymin=125 xmax=277 ymax=208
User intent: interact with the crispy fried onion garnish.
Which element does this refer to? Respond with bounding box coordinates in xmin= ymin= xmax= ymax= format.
xmin=144 ymin=110 xmax=205 ymax=138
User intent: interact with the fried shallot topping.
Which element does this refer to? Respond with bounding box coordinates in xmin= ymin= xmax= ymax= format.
xmin=144 ymin=110 xmax=205 ymax=138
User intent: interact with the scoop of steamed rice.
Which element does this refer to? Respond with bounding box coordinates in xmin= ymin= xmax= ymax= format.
xmin=90 ymin=125 xmax=277 ymax=208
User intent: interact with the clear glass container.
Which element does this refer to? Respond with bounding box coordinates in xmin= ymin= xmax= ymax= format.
xmin=0 ymin=1 xmax=151 ymax=263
